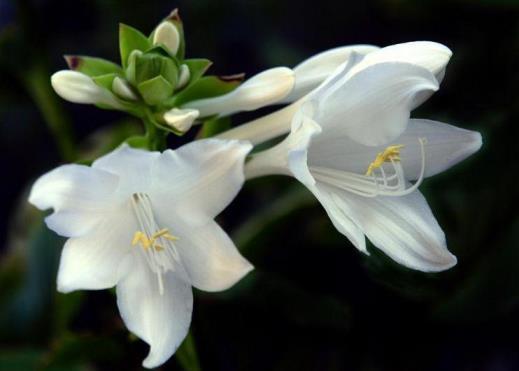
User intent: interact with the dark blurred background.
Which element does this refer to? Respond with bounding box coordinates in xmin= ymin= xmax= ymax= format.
xmin=0 ymin=0 xmax=518 ymax=370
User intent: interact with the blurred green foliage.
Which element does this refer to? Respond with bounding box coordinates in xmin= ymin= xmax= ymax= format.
xmin=0 ymin=0 xmax=518 ymax=370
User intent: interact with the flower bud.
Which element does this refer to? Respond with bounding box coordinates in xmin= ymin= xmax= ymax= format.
xmin=153 ymin=21 xmax=180 ymax=55
xmin=177 ymin=64 xmax=190 ymax=90
xmin=112 ymin=76 xmax=138 ymax=101
xmin=163 ymin=108 xmax=199 ymax=133
xmin=184 ymin=67 xmax=295 ymax=117
xmin=51 ymin=70 xmax=122 ymax=109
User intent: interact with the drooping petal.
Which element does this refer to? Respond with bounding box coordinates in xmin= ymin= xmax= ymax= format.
xmin=312 ymin=183 xmax=367 ymax=253
xmin=93 ymin=144 xmax=160 ymax=195
xmin=307 ymin=119 xmax=482 ymax=180
xmin=184 ymin=67 xmax=295 ymax=117
xmin=116 ymin=253 xmax=193 ymax=369
xmin=28 ymin=164 xmax=119 ymax=237
xmin=165 ymin=220 xmax=253 ymax=292
xmin=334 ymin=189 xmax=457 ymax=272
xmin=151 ymin=139 xmax=252 ymax=225
xmin=281 ymin=45 xmax=380 ymax=103
xmin=57 ymin=207 xmax=136 ymax=293
xmin=348 ymin=41 xmax=452 ymax=82
xmin=315 ymin=61 xmax=439 ymax=146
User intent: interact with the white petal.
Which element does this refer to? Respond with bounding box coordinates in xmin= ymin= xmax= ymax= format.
xmin=281 ymin=45 xmax=380 ymax=103
xmin=116 ymin=254 xmax=193 ymax=369
xmin=151 ymin=139 xmax=252 ymax=225
xmin=93 ymin=144 xmax=160 ymax=195
xmin=307 ymin=119 xmax=482 ymax=180
xmin=163 ymin=108 xmax=199 ymax=133
xmin=57 ymin=207 xmax=135 ymax=293
xmin=312 ymin=183 xmax=367 ymax=252
xmin=184 ymin=67 xmax=295 ymax=117
xmin=28 ymin=164 xmax=119 ymax=237
xmin=51 ymin=70 xmax=123 ymax=108
xmin=336 ymin=189 xmax=457 ymax=272
xmin=348 ymin=41 xmax=452 ymax=82
xmin=153 ymin=21 xmax=180 ymax=55
xmin=315 ymin=62 xmax=439 ymax=146
xmin=165 ymin=220 xmax=253 ymax=292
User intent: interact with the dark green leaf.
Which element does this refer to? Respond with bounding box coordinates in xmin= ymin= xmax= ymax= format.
xmin=166 ymin=75 xmax=242 ymax=107
xmin=119 ymin=23 xmax=151 ymax=68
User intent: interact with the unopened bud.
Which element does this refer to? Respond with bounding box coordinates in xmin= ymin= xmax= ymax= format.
xmin=51 ymin=70 xmax=122 ymax=109
xmin=153 ymin=21 xmax=180 ymax=55
xmin=177 ymin=64 xmax=190 ymax=90
xmin=163 ymin=108 xmax=199 ymax=133
xmin=112 ymin=76 xmax=138 ymax=101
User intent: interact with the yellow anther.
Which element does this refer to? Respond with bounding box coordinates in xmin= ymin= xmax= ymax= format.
xmin=132 ymin=228 xmax=178 ymax=251
xmin=365 ymin=145 xmax=404 ymax=176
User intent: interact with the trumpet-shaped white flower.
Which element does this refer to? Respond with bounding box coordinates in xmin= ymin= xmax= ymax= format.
xmin=28 ymin=139 xmax=253 ymax=368
xmin=232 ymin=42 xmax=482 ymax=272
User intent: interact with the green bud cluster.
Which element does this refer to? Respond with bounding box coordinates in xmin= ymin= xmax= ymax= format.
xmin=63 ymin=9 xmax=242 ymax=136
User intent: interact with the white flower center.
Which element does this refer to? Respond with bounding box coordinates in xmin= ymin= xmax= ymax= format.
xmin=310 ymin=138 xmax=427 ymax=198
xmin=130 ymin=192 xmax=181 ymax=295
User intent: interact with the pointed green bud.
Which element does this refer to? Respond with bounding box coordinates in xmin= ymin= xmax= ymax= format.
xmin=153 ymin=21 xmax=180 ymax=56
xmin=134 ymin=52 xmax=179 ymax=89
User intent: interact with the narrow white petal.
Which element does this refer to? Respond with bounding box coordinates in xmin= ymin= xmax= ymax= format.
xmin=116 ymin=254 xmax=193 ymax=369
xmin=184 ymin=67 xmax=295 ymax=117
xmin=57 ymin=208 xmax=135 ymax=293
xmin=51 ymin=70 xmax=122 ymax=108
xmin=316 ymin=62 xmax=439 ymax=146
xmin=399 ymin=119 xmax=482 ymax=179
xmin=151 ymin=139 xmax=252 ymax=225
xmin=308 ymin=119 xmax=482 ymax=180
xmin=28 ymin=164 xmax=119 ymax=237
xmin=348 ymin=41 xmax=452 ymax=82
xmin=153 ymin=21 xmax=180 ymax=55
xmin=93 ymin=144 xmax=160 ymax=195
xmin=281 ymin=45 xmax=380 ymax=103
xmin=163 ymin=108 xmax=199 ymax=133
xmin=336 ymin=189 xmax=457 ymax=271
xmin=164 ymin=220 xmax=253 ymax=292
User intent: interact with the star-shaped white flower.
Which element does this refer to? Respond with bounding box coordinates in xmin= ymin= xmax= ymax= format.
xmin=28 ymin=139 xmax=253 ymax=368
xmin=239 ymin=42 xmax=482 ymax=272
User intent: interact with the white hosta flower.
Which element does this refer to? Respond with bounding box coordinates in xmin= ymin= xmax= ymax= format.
xmin=184 ymin=67 xmax=295 ymax=117
xmin=245 ymin=104 xmax=482 ymax=272
xmin=237 ymin=41 xmax=480 ymax=271
xmin=163 ymin=108 xmax=199 ymax=133
xmin=51 ymin=70 xmax=123 ymax=109
xmin=28 ymin=139 xmax=253 ymax=368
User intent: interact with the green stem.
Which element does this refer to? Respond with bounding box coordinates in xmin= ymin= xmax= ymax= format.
xmin=20 ymin=63 xmax=77 ymax=161
xmin=143 ymin=109 xmax=167 ymax=151
xmin=176 ymin=331 xmax=201 ymax=371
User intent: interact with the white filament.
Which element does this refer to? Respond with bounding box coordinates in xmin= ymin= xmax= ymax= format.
xmin=310 ymin=138 xmax=427 ymax=198
xmin=130 ymin=192 xmax=180 ymax=295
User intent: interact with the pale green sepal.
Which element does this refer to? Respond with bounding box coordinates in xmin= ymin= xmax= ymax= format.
xmin=64 ymin=55 xmax=122 ymax=77
xmin=182 ymin=59 xmax=212 ymax=87
xmin=167 ymin=75 xmax=243 ymax=107
xmin=137 ymin=76 xmax=174 ymax=105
